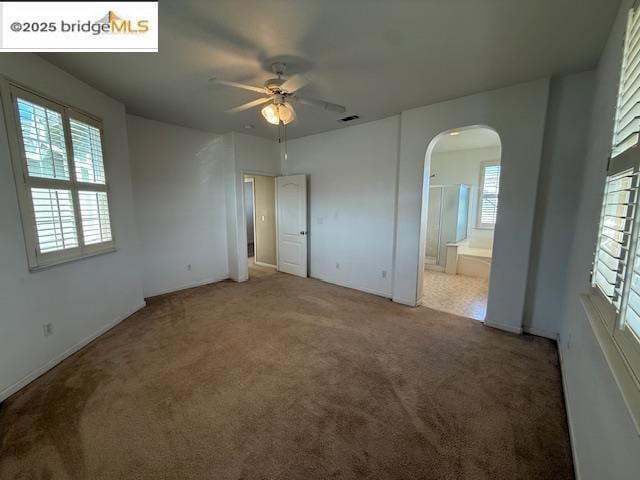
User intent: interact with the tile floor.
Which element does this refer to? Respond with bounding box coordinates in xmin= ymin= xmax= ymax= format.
xmin=422 ymin=269 xmax=488 ymax=321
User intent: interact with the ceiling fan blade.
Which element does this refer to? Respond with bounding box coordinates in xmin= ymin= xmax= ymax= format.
xmin=280 ymin=74 xmax=308 ymax=93
xmin=292 ymin=95 xmax=346 ymax=114
xmin=227 ymin=96 xmax=271 ymax=113
xmin=210 ymin=78 xmax=268 ymax=94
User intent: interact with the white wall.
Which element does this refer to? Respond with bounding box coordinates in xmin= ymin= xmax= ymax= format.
xmin=282 ymin=116 xmax=400 ymax=297
xmin=430 ymin=145 xmax=500 ymax=248
xmin=552 ymin=0 xmax=640 ymax=477
xmin=524 ymin=72 xmax=595 ymax=339
xmin=127 ymin=115 xmax=228 ymax=298
xmin=0 ymin=55 xmax=145 ymax=401
xmin=226 ymin=132 xmax=280 ymax=282
xmin=394 ymin=80 xmax=550 ymax=335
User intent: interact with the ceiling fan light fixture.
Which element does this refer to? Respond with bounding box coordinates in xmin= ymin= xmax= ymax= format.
xmin=261 ymin=102 xmax=295 ymax=125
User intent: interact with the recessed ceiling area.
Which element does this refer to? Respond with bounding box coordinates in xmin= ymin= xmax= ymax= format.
xmin=42 ymin=0 xmax=620 ymax=139
xmin=433 ymin=128 xmax=501 ymax=153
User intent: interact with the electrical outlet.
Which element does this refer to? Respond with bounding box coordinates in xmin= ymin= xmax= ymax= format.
xmin=187 ymin=264 xmax=192 ymax=271
xmin=336 ymin=262 xmax=340 ymax=269
xmin=382 ymin=270 xmax=387 ymax=279
xmin=43 ymin=323 xmax=53 ymax=337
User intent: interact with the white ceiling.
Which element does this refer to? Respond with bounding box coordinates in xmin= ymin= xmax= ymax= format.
xmin=42 ymin=0 xmax=620 ymax=140
xmin=433 ymin=128 xmax=501 ymax=153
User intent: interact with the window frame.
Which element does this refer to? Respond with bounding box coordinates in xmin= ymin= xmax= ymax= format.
xmin=1 ymin=77 xmax=116 ymax=270
xmin=476 ymin=160 xmax=501 ymax=229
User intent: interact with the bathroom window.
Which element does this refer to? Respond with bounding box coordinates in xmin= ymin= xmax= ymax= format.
xmin=477 ymin=161 xmax=500 ymax=228
xmin=2 ymin=81 xmax=115 ymax=270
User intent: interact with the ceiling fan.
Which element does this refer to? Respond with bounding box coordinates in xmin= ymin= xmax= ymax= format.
xmin=210 ymin=62 xmax=346 ymax=125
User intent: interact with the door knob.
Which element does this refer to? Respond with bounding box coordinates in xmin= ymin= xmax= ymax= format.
xmin=300 ymin=231 xmax=307 ymax=235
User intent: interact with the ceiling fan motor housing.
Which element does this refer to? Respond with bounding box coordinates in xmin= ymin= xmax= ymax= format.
xmin=264 ymin=77 xmax=286 ymax=92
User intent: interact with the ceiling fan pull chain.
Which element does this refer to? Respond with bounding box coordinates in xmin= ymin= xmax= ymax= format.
xmin=284 ymin=122 xmax=288 ymax=161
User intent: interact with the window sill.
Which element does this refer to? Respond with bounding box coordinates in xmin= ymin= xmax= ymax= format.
xmin=580 ymin=293 xmax=640 ymax=436
xmin=29 ymin=247 xmax=118 ymax=272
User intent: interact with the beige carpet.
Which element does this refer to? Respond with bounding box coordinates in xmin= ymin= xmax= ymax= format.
xmin=248 ymin=258 xmax=277 ymax=279
xmin=0 ymin=270 xmax=573 ymax=479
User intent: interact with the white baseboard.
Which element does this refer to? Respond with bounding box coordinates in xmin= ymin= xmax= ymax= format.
xmin=484 ymin=320 xmax=523 ymax=335
xmin=557 ymin=339 xmax=581 ymax=480
xmin=0 ymin=302 xmax=146 ymax=403
xmin=311 ymin=275 xmax=392 ymax=299
xmin=523 ymin=324 xmax=558 ymax=340
xmin=145 ymin=275 xmax=229 ymax=298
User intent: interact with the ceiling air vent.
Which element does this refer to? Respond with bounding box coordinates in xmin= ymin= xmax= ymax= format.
xmin=338 ymin=115 xmax=359 ymax=122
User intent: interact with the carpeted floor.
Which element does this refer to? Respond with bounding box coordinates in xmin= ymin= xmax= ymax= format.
xmin=248 ymin=257 xmax=277 ymax=279
xmin=0 ymin=270 xmax=573 ymax=479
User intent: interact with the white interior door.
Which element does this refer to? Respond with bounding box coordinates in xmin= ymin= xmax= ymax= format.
xmin=276 ymin=174 xmax=307 ymax=277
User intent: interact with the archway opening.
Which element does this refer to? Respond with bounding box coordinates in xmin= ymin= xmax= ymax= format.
xmin=419 ymin=126 xmax=501 ymax=321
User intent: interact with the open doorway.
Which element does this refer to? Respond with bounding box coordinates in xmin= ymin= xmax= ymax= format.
xmin=421 ymin=126 xmax=501 ymax=321
xmin=243 ymin=174 xmax=277 ymax=278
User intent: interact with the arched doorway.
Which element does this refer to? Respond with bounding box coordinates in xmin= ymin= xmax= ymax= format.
xmin=418 ymin=126 xmax=502 ymax=321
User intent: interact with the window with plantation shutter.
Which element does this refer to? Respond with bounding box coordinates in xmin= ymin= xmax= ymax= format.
xmin=477 ymin=161 xmax=500 ymax=228
xmin=590 ymin=5 xmax=640 ymax=394
xmin=2 ymin=82 xmax=115 ymax=269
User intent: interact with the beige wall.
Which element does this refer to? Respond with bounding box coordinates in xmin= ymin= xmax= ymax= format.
xmin=248 ymin=174 xmax=277 ymax=265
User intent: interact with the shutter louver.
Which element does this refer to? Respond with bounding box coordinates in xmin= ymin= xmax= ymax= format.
xmin=613 ymin=8 xmax=640 ymax=158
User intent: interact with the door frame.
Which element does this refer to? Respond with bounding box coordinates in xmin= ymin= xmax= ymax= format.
xmin=242 ymin=175 xmax=257 ymax=260
xmin=418 ymin=125 xmax=501 ymax=323
xmin=241 ymin=170 xmax=278 ymax=270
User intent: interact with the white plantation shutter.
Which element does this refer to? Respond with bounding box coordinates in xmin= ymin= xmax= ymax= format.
xmin=78 ymin=191 xmax=112 ymax=245
xmin=70 ymin=118 xmax=105 ymax=184
xmin=477 ymin=161 xmax=500 ymax=228
xmin=14 ymin=93 xmax=81 ymax=260
xmin=31 ymin=188 xmax=79 ymax=253
xmin=69 ymin=115 xmax=112 ymax=247
xmin=17 ymin=98 xmax=70 ymax=181
xmin=591 ymin=5 xmax=640 ymax=385
xmin=593 ymin=167 xmax=637 ymax=309
xmin=613 ymin=7 xmax=640 ymax=158
xmin=4 ymin=83 xmax=114 ymax=269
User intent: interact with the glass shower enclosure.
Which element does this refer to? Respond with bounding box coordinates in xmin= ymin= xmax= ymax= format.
xmin=425 ymin=184 xmax=470 ymax=269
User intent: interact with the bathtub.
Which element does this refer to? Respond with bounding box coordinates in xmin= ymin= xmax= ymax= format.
xmin=445 ymin=240 xmax=492 ymax=280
